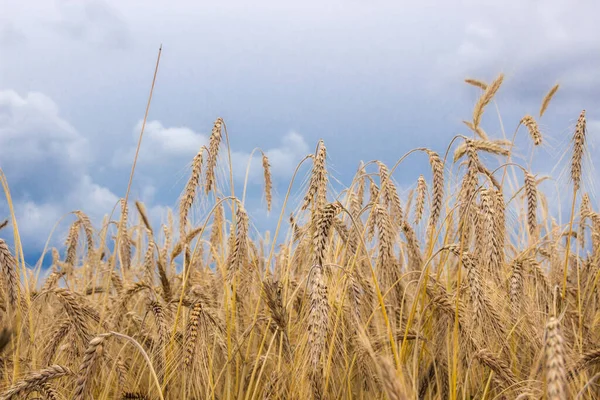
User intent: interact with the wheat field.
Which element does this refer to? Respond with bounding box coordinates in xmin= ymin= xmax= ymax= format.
xmin=0 ymin=73 xmax=598 ymax=400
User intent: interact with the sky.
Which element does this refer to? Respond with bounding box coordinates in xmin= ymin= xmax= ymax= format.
xmin=1 ymin=0 xmax=599 ymax=268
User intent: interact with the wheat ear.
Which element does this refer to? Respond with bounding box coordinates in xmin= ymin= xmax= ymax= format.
xmin=540 ymin=84 xmax=559 ymax=117
xmin=0 ymin=365 xmax=72 ymax=400
xmin=545 ymin=317 xmax=567 ymax=400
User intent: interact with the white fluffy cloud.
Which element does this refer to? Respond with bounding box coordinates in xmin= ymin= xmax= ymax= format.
xmin=10 ymin=174 xmax=119 ymax=245
xmin=0 ymin=90 xmax=88 ymax=168
xmin=0 ymin=90 xmax=118 ymax=251
xmin=265 ymin=131 xmax=310 ymax=177
xmin=112 ymin=119 xmax=208 ymax=168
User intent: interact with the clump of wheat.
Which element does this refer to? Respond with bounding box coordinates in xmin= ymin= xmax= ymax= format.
xmin=0 ymin=74 xmax=597 ymax=400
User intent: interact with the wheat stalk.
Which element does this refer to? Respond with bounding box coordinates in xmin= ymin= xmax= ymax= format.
xmin=0 ymin=239 xmax=19 ymax=308
xmin=545 ymin=317 xmax=567 ymax=400
xmin=454 ymin=139 xmax=511 ymax=162
xmin=414 ymin=175 xmax=426 ymax=225
xmin=73 ymin=333 xmax=112 ymax=400
xmin=180 ymin=150 xmax=203 ymax=239
xmin=473 ymin=73 xmax=504 ymax=129
xmin=465 ymin=78 xmax=488 ymax=90
xmin=525 ymin=171 xmax=538 ymax=237
xmin=205 ymin=117 xmax=224 ymax=195
xmin=571 ymin=110 xmax=587 ymax=192
xmin=302 ymin=140 xmax=328 ymax=212
xmin=0 ymin=365 xmax=73 ymax=400
xmin=261 ymin=152 xmax=273 ymax=212
xmin=520 ymin=115 xmax=542 ymax=146
xmin=540 ymin=84 xmax=559 ymax=117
